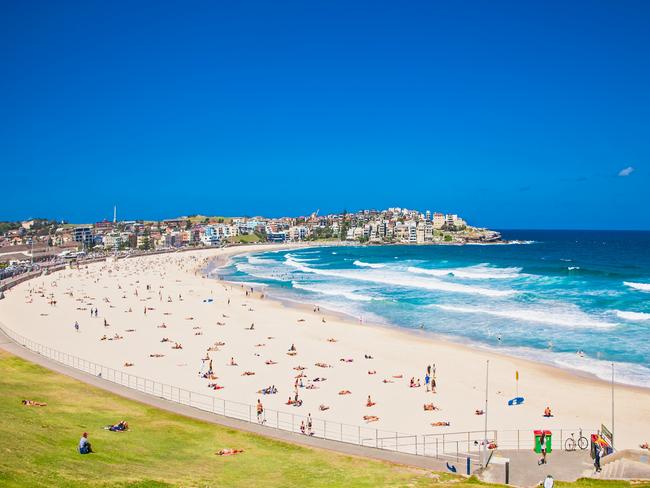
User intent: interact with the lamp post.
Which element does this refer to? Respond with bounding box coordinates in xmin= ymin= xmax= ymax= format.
xmin=611 ymin=362 xmax=615 ymax=450
xmin=483 ymin=359 xmax=490 ymax=466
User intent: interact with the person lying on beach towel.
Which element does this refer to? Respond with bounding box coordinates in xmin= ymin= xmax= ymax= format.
xmin=319 ymin=404 xmax=330 ymax=411
xmin=255 ymin=343 xmax=266 ymax=347
xmin=312 ymin=377 xmax=326 ymax=382
xmin=208 ymin=383 xmax=224 ymax=390
xmin=293 ymin=365 xmax=306 ymax=371
xmin=382 ymin=379 xmax=394 ymax=383
xmin=363 ymin=415 xmax=379 ymax=423
xmin=216 ymin=321 xmax=226 ymax=325
xmin=338 ymin=390 xmax=351 ymax=395
xmin=327 ymin=338 xmax=337 ymax=343
xmin=431 ymin=422 xmax=450 ymax=427
xmin=241 ymin=371 xmax=255 ymax=376
xmin=149 ymin=354 xmax=164 ymax=358
xmin=22 ymin=400 xmax=47 ymax=406
xmin=124 ymin=362 xmax=134 ymax=367
xmin=265 ymin=360 xmax=277 ymax=365
xmin=392 ymin=374 xmax=403 ymax=378
xmin=315 ymin=363 xmax=331 ymax=368
xmin=475 ymin=409 xmax=485 ymax=415
xmin=172 ymin=343 xmax=183 ymax=349
xmin=306 ymin=384 xmax=318 ymax=390
xmin=424 ymin=403 xmax=439 ymax=411
xmin=340 ymin=358 xmax=353 ymax=363
xmin=368 ymin=370 xmax=376 ymax=375
xmin=286 ymin=352 xmax=297 ymax=356
xmin=217 ymin=448 xmax=244 ymax=456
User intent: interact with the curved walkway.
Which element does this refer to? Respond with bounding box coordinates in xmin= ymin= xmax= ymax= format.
xmin=0 ymin=326 xmax=450 ymax=473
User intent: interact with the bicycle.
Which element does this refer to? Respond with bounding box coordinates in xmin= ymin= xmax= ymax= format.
xmin=565 ymin=428 xmax=589 ymax=451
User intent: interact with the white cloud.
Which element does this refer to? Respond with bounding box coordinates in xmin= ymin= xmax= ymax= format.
xmin=618 ymin=166 xmax=635 ymax=177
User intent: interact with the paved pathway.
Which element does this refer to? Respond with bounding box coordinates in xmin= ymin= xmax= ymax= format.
xmin=0 ymin=328 xmax=450 ymax=474
xmin=479 ymin=449 xmax=594 ymax=486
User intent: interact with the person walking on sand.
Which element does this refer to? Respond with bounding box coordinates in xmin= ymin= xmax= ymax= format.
xmin=425 ymin=372 xmax=431 ymax=392
xmin=74 ymin=321 xmax=79 ymax=332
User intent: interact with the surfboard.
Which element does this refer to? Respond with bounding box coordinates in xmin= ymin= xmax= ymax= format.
xmin=508 ymin=396 xmax=525 ymax=406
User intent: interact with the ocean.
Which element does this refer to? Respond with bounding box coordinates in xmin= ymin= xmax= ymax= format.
xmin=212 ymin=230 xmax=650 ymax=388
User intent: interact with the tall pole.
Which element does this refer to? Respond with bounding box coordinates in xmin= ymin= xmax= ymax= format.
xmin=483 ymin=359 xmax=490 ymax=466
xmin=611 ymin=362 xmax=615 ymax=450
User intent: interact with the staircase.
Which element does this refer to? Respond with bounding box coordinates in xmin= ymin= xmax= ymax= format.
xmin=592 ymin=450 xmax=650 ymax=480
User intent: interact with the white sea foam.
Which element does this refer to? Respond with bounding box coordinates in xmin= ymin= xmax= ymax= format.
xmin=567 ymin=266 xmax=580 ymax=271
xmin=624 ymin=281 xmax=650 ymax=292
xmin=247 ymin=255 xmax=275 ymax=265
xmin=291 ymin=282 xmax=374 ymax=302
xmin=615 ymin=310 xmax=650 ymax=321
xmin=433 ymin=304 xmax=616 ymax=328
xmin=408 ymin=263 xmax=521 ymax=280
xmin=284 ymin=257 xmax=514 ymax=297
xmin=353 ymin=260 xmax=386 ymax=269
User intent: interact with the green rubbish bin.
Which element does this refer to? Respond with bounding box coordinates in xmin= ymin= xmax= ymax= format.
xmin=534 ymin=430 xmax=552 ymax=453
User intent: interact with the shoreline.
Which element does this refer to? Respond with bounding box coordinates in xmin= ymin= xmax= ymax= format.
xmin=1 ymin=244 xmax=648 ymax=449
xmin=209 ymin=246 xmax=649 ymax=394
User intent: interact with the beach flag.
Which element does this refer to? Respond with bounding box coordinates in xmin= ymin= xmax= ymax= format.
xmin=516 ymin=371 xmax=519 ymax=381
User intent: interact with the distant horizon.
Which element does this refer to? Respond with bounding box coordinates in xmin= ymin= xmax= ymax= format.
xmin=4 ymin=212 xmax=650 ymax=233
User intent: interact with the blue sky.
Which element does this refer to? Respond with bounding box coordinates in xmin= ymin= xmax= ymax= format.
xmin=1 ymin=1 xmax=648 ymax=229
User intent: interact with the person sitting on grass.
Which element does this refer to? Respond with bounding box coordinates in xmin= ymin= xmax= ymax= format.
xmin=78 ymin=432 xmax=93 ymax=454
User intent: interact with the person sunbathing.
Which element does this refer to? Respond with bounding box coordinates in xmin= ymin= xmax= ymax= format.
xmin=475 ymin=409 xmax=485 ymax=415
xmin=157 ymin=323 xmax=167 ymax=328
xmin=363 ymin=415 xmax=379 ymax=422
xmin=161 ymin=338 xmax=170 ymax=342
xmin=366 ymin=395 xmax=376 ymax=407
xmin=22 ymin=400 xmax=47 ymax=406
xmin=368 ymin=370 xmax=376 ymax=375
xmin=392 ymin=374 xmax=403 ymax=378
xmin=293 ymin=365 xmax=306 ymax=371
xmin=172 ymin=343 xmax=183 ymax=349
xmin=217 ymin=448 xmax=244 ymax=456
xmin=424 ymin=403 xmax=439 ymax=411
xmin=125 ymin=329 xmax=136 ymax=332
xmin=319 ymin=404 xmax=330 ymax=411
xmin=327 ymin=338 xmax=337 ymax=343
xmin=241 ymin=371 xmax=255 ymax=376
xmin=306 ymin=384 xmax=318 ymax=390
xmin=431 ymin=421 xmax=450 ymax=427
xmin=107 ymin=420 xmax=129 ymax=432
xmin=543 ymin=406 xmax=553 ymax=417
xmin=255 ymin=343 xmax=266 ymax=347
xmin=297 ymin=319 xmax=305 ymax=322
xmin=315 ymin=362 xmax=331 ymax=368
xmin=265 ymin=360 xmax=277 ymax=365
xmin=292 ymin=399 xmax=303 ymax=407
xmin=640 ymin=442 xmax=649 ymax=450
xmin=286 ymin=351 xmax=297 ymax=356
xmin=382 ymin=379 xmax=394 ymax=383
xmin=194 ymin=331 xmax=202 ymax=336
xmin=216 ymin=321 xmax=226 ymax=325
xmin=312 ymin=377 xmax=326 ymax=382
xmin=338 ymin=390 xmax=352 ymax=395
xmin=215 ymin=341 xmax=226 ymax=346
xmin=124 ymin=362 xmax=134 ymax=367
xmin=149 ymin=354 xmax=164 ymax=358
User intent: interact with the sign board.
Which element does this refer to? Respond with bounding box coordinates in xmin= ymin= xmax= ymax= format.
xmin=601 ymin=424 xmax=613 ymax=446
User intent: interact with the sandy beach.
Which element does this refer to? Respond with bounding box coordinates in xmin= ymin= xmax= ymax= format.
xmin=1 ymin=244 xmax=648 ymax=449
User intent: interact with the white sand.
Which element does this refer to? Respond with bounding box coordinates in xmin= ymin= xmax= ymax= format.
xmin=1 ymin=244 xmax=648 ymax=449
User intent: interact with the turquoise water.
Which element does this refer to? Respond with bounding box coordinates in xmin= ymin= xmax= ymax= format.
xmin=214 ymin=230 xmax=650 ymax=387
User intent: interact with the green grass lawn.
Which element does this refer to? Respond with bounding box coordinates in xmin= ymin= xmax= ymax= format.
xmin=0 ymin=349 xmax=645 ymax=488
xmin=226 ymin=234 xmax=262 ymax=244
xmin=0 ymin=349 xmax=466 ymax=487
